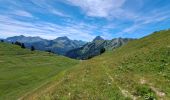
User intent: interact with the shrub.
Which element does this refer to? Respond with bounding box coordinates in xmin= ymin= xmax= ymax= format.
xmin=46 ymin=50 xmax=54 ymax=54
xmin=31 ymin=46 xmax=35 ymax=51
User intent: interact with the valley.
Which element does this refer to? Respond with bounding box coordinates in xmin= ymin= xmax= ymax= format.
xmin=1 ymin=0 xmax=170 ymax=100
xmin=0 ymin=30 xmax=169 ymax=100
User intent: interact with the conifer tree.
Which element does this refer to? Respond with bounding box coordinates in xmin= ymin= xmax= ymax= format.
xmin=21 ymin=43 xmax=25 ymax=49
xmin=31 ymin=46 xmax=35 ymax=51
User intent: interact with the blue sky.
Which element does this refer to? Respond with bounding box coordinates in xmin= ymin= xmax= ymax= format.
xmin=0 ymin=0 xmax=170 ymax=41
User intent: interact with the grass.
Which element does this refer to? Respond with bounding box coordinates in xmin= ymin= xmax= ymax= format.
xmin=0 ymin=43 xmax=79 ymax=100
xmin=0 ymin=29 xmax=170 ymax=100
xmin=23 ymin=30 xmax=170 ymax=100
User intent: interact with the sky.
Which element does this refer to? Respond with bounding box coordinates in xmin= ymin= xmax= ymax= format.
xmin=0 ymin=0 xmax=170 ymax=41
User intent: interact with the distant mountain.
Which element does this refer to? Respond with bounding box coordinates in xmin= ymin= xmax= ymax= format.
xmin=92 ymin=36 xmax=104 ymax=42
xmin=6 ymin=35 xmax=46 ymax=43
xmin=48 ymin=36 xmax=86 ymax=55
xmin=5 ymin=35 xmax=86 ymax=55
xmin=66 ymin=37 xmax=134 ymax=59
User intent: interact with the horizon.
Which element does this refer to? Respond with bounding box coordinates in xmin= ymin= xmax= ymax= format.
xmin=0 ymin=0 xmax=170 ymax=41
xmin=2 ymin=34 xmax=138 ymax=42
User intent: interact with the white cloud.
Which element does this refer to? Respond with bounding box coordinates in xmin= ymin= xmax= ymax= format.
xmin=14 ymin=10 xmax=34 ymax=18
xmin=30 ymin=0 xmax=70 ymax=18
xmin=0 ymin=15 xmax=95 ymax=41
xmin=50 ymin=9 xmax=71 ymax=17
xmin=67 ymin=0 xmax=126 ymax=18
xmin=1 ymin=0 xmax=170 ymax=40
xmin=120 ymin=10 xmax=170 ymax=34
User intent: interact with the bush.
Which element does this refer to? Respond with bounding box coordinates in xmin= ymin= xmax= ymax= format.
xmin=46 ymin=50 xmax=54 ymax=54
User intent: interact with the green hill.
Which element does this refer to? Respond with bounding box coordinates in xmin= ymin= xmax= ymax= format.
xmin=22 ymin=30 xmax=170 ymax=100
xmin=0 ymin=29 xmax=170 ymax=100
xmin=0 ymin=43 xmax=79 ymax=100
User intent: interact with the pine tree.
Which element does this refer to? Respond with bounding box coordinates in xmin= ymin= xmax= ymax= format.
xmin=1 ymin=40 xmax=4 ymax=42
xmin=100 ymin=48 xmax=105 ymax=54
xmin=21 ymin=43 xmax=25 ymax=49
xmin=31 ymin=46 xmax=35 ymax=51
xmin=46 ymin=50 xmax=52 ymax=53
xmin=15 ymin=41 xmax=22 ymax=46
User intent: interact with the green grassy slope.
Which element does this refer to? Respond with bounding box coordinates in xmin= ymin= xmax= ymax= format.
xmin=0 ymin=43 xmax=79 ymax=100
xmin=24 ymin=30 xmax=170 ymax=100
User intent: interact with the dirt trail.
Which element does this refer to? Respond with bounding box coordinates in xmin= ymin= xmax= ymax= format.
xmin=106 ymin=71 xmax=137 ymax=100
xmin=102 ymin=61 xmax=137 ymax=100
xmin=140 ymin=78 xmax=166 ymax=99
xmin=150 ymin=86 xmax=165 ymax=97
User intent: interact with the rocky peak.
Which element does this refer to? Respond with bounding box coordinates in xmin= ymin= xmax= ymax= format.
xmin=93 ymin=36 xmax=104 ymax=42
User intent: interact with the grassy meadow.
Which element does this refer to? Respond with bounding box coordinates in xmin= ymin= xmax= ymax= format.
xmin=0 ymin=43 xmax=79 ymax=100
xmin=0 ymin=30 xmax=169 ymax=100
xmin=23 ymin=30 xmax=170 ymax=100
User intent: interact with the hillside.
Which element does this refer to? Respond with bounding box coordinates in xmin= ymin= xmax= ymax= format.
xmin=22 ymin=30 xmax=170 ymax=100
xmin=0 ymin=43 xmax=79 ymax=100
xmin=66 ymin=36 xmax=133 ymax=60
xmin=5 ymin=35 xmax=86 ymax=55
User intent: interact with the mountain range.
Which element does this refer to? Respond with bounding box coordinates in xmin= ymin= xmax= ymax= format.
xmin=66 ymin=36 xmax=134 ymax=59
xmin=4 ymin=35 xmax=133 ymax=59
xmin=5 ymin=35 xmax=86 ymax=55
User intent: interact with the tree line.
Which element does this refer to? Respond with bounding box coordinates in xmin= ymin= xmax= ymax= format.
xmin=1 ymin=40 xmax=53 ymax=53
xmin=0 ymin=40 xmax=35 ymax=51
xmin=12 ymin=41 xmax=35 ymax=51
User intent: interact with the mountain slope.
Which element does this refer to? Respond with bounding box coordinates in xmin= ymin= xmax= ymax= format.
xmin=24 ymin=30 xmax=170 ymax=100
xmin=66 ymin=36 xmax=133 ymax=59
xmin=0 ymin=43 xmax=79 ymax=100
xmin=49 ymin=36 xmax=86 ymax=55
xmin=6 ymin=35 xmax=46 ymax=43
xmin=5 ymin=35 xmax=86 ymax=55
